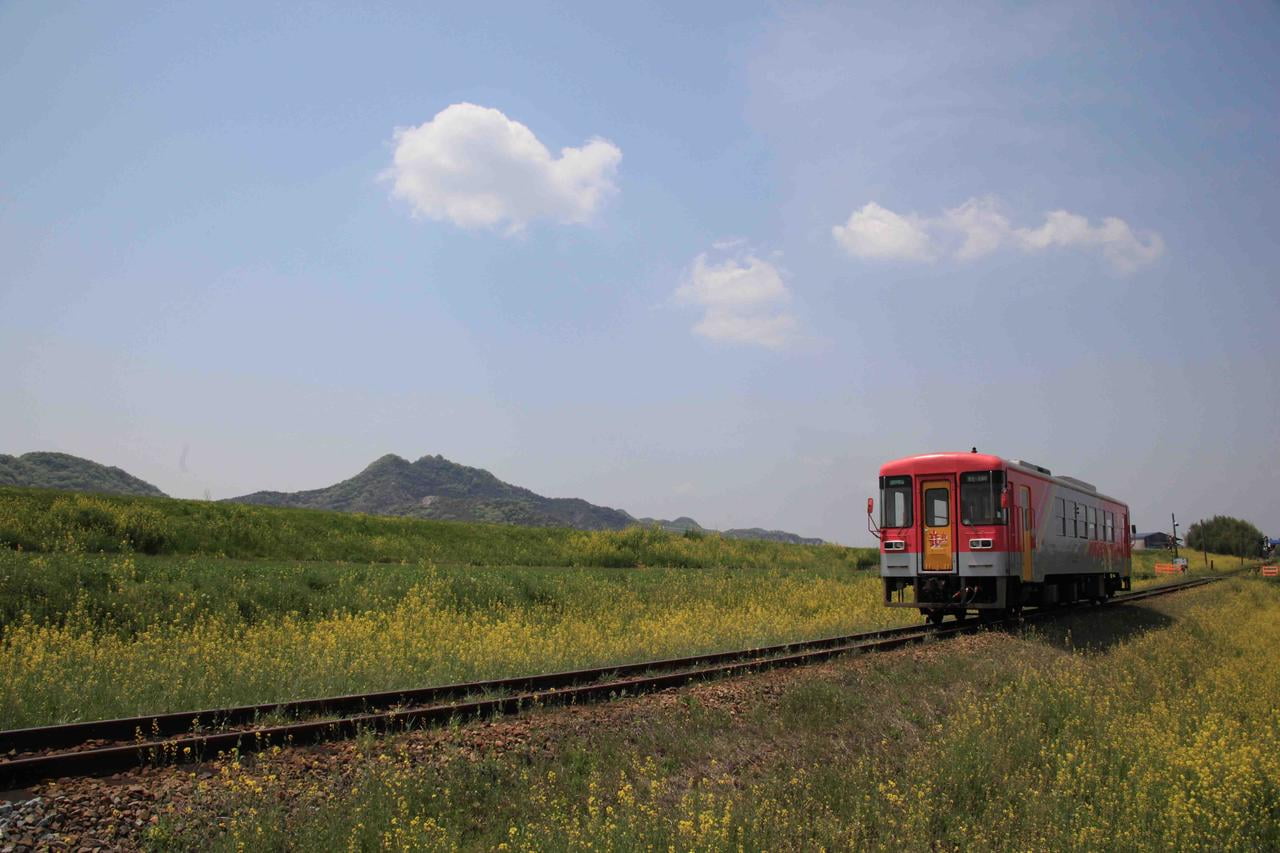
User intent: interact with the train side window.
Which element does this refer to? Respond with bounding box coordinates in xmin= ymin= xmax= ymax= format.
xmin=1056 ymin=497 xmax=1066 ymax=536
xmin=1075 ymin=502 xmax=1087 ymax=539
xmin=1088 ymin=506 xmax=1097 ymax=540
xmin=1103 ymin=510 xmax=1113 ymax=542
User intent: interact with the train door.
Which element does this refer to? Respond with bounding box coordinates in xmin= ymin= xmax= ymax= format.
xmin=1019 ymin=484 xmax=1034 ymax=581
xmin=920 ymin=479 xmax=955 ymax=572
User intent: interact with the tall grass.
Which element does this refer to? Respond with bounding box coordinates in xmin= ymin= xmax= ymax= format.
xmin=0 ymin=486 xmax=870 ymax=571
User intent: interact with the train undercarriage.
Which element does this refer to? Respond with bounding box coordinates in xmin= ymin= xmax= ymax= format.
xmin=883 ymin=573 xmax=1131 ymax=623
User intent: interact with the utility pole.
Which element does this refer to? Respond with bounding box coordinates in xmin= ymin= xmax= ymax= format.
xmin=1171 ymin=513 xmax=1179 ymax=560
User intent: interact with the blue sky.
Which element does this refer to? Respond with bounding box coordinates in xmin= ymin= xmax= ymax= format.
xmin=2 ymin=1 xmax=1277 ymax=544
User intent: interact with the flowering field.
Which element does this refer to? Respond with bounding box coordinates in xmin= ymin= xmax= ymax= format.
xmin=156 ymin=578 xmax=1280 ymax=851
xmin=0 ymin=508 xmax=893 ymax=728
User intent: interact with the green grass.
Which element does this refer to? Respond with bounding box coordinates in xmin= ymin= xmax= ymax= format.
xmin=0 ymin=485 xmax=871 ymax=570
xmin=0 ymin=550 xmax=425 ymax=633
xmin=1130 ymin=546 xmax=1255 ymax=586
xmin=0 ymin=482 xmax=876 ymax=641
xmin=0 ymin=549 xmax=877 ymax=638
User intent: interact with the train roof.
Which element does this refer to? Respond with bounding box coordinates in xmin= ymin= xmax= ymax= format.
xmin=880 ymin=451 xmax=1005 ymax=475
xmin=878 ymin=452 xmax=1128 ymax=508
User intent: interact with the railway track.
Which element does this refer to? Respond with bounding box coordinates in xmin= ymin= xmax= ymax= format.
xmin=0 ymin=575 xmax=1221 ymax=790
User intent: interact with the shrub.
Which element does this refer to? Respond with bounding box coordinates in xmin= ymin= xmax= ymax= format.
xmin=0 ymin=493 xmax=173 ymax=554
xmin=1186 ymin=515 xmax=1266 ymax=558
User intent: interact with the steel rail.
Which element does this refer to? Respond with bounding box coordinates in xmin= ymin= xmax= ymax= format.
xmin=0 ymin=575 xmax=1220 ymax=790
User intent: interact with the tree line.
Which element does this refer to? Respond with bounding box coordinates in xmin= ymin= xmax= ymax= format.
xmin=1185 ymin=515 xmax=1268 ymax=558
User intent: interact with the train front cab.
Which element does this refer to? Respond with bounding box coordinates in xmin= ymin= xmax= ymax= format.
xmin=873 ymin=453 xmax=1131 ymax=622
xmin=876 ymin=454 xmax=1018 ymax=622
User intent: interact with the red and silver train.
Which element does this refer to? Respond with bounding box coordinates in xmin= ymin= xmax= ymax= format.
xmin=869 ymin=451 xmax=1131 ymax=622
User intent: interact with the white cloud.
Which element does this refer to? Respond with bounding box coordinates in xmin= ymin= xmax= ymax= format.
xmin=385 ymin=103 xmax=621 ymax=232
xmin=675 ymin=249 xmax=798 ymax=349
xmin=1014 ymin=210 xmax=1165 ymax=273
xmin=938 ymin=196 xmax=1012 ymax=261
xmin=831 ymin=202 xmax=933 ymax=260
xmin=833 ymin=197 xmax=1164 ymax=272
xmin=692 ymin=311 xmax=798 ymax=349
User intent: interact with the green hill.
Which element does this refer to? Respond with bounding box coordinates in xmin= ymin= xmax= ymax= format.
xmin=228 ymin=453 xmax=636 ymax=531
xmin=636 ymin=515 xmax=704 ymax=534
xmin=636 ymin=515 xmax=825 ymax=545
xmin=723 ymin=527 xmax=825 ymax=546
xmin=0 ymin=449 xmax=826 ymax=544
xmin=229 ymin=454 xmax=825 ymax=543
xmin=0 ymin=452 xmax=166 ymax=498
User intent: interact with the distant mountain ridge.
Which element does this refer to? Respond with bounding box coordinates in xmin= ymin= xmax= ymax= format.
xmin=723 ymin=527 xmax=826 ymax=546
xmin=0 ymin=452 xmax=167 ymax=498
xmin=635 ymin=515 xmax=824 ymax=545
xmin=230 ymin=453 xmax=825 ymax=543
xmin=0 ymin=450 xmax=824 ymax=544
xmin=229 ymin=454 xmax=635 ymax=531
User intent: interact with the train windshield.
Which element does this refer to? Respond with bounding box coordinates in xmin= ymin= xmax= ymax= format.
xmin=960 ymin=470 xmax=1005 ymax=526
xmin=880 ymin=476 xmax=912 ymax=528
